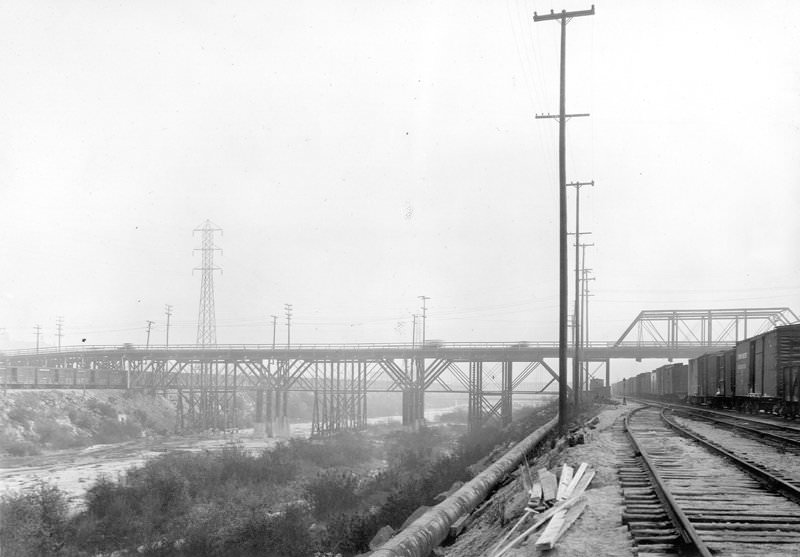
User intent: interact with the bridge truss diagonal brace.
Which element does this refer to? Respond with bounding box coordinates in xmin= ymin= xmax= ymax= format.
xmin=540 ymin=360 xmax=573 ymax=395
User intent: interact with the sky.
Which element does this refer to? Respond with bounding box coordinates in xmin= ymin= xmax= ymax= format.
xmin=1 ymin=0 xmax=798 ymax=382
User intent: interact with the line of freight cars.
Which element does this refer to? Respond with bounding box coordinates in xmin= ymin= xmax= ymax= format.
xmin=0 ymin=365 xmax=127 ymax=388
xmin=612 ymin=323 xmax=800 ymax=417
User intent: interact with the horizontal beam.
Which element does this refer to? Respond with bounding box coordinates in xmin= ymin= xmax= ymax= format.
xmin=533 ymin=6 xmax=595 ymax=22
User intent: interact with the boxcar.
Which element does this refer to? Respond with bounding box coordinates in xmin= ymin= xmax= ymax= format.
xmin=735 ymin=323 xmax=800 ymax=414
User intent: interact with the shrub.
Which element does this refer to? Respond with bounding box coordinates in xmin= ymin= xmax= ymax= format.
xmin=305 ymin=471 xmax=360 ymax=518
xmin=287 ymin=432 xmax=372 ymax=468
xmin=87 ymin=399 xmax=117 ymax=419
xmin=93 ymin=418 xmax=142 ymax=444
xmin=0 ymin=434 xmax=41 ymax=456
xmin=0 ymin=482 xmax=71 ymax=557
xmin=7 ymin=405 xmax=37 ymax=425
xmin=35 ymin=418 xmax=78 ymax=449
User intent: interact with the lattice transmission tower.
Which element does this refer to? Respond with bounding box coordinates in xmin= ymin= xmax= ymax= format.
xmin=194 ymin=220 xmax=222 ymax=346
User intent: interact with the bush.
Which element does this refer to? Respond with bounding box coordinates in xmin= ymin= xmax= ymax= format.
xmin=0 ymin=435 xmax=41 ymax=456
xmin=7 ymin=405 xmax=37 ymax=425
xmin=305 ymin=471 xmax=360 ymax=518
xmin=87 ymin=399 xmax=117 ymax=419
xmin=385 ymin=426 xmax=442 ymax=470
xmin=35 ymin=418 xmax=79 ymax=449
xmin=286 ymin=432 xmax=372 ymax=468
xmin=0 ymin=482 xmax=71 ymax=557
xmin=93 ymin=418 xmax=142 ymax=444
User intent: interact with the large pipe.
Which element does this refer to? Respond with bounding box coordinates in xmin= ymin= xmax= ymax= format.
xmin=372 ymin=415 xmax=558 ymax=557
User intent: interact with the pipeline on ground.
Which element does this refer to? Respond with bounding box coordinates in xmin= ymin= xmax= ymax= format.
xmin=372 ymin=415 xmax=559 ymax=557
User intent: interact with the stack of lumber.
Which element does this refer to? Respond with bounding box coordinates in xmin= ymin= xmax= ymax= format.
xmin=490 ymin=461 xmax=595 ymax=556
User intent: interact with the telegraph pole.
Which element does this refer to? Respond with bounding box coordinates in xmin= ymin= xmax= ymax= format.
xmin=270 ymin=315 xmax=278 ymax=350
xmin=568 ymin=180 xmax=593 ymax=405
xmin=411 ymin=314 xmax=418 ymax=349
xmin=145 ymin=320 xmax=155 ymax=348
xmin=418 ymin=296 xmax=430 ymax=345
xmin=534 ymin=4 xmax=594 ymax=432
xmin=34 ymin=324 xmax=41 ymax=354
xmin=165 ymin=305 xmax=173 ymax=348
xmin=56 ymin=317 xmax=64 ymax=352
xmin=284 ymin=304 xmax=293 ymax=348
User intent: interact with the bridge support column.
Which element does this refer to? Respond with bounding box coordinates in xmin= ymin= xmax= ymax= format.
xmin=468 ymin=361 xmax=483 ymax=432
xmin=254 ymin=388 xmax=265 ymax=435
xmin=501 ymin=361 xmax=513 ymax=426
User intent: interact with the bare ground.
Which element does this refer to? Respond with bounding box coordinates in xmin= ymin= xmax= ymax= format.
xmin=440 ymin=403 xmax=637 ymax=557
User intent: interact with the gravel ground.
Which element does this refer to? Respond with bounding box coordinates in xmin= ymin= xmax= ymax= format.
xmin=672 ymin=414 xmax=800 ymax=484
xmin=441 ymin=403 xmax=637 ymax=557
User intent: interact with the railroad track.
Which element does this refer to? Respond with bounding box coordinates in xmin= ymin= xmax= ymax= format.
xmin=670 ymin=406 xmax=800 ymax=448
xmin=620 ymin=405 xmax=800 ymax=556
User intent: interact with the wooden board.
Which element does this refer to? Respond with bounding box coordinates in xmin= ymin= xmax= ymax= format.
xmin=535 ymin=498 xmax=588 ymax=550
xmin=556 ymin=464 xmax=574 ymax=500
xmin=562 ymin=462 xmax=588 ymax=499
xmin=538 ymin=468 xmax=558 ymax=502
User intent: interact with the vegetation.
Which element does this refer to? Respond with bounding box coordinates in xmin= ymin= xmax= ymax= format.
xmin=0 ymin=402 xmax=557 ymax=556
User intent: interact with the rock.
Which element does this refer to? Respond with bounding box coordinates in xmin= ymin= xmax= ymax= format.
xmin=502 ymin=489 xmax=530 ymax=525
xmin=368 ymin=525 xmax=395 ymax=550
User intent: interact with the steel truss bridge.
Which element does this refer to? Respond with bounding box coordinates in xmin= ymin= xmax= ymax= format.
xmin=2 ymin=308 xmax=796 ymax=434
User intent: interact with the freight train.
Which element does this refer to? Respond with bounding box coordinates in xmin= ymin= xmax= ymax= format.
xmin=0 ymin=365 xmax=127 ymax=388
xmin=612 ymin=323 xmax=800 ymax=417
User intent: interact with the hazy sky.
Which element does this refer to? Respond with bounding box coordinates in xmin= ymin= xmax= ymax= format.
xmin=1 ymin=0 xmax=798 ymax=381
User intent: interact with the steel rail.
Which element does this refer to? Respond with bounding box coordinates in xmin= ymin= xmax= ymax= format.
xmin=624 ymin=406 xmax=713 ymax=557
xmin=631 ymin=398 xmax=800 ymax=449
xmin=671 ymin=408 xmax=800 ymax=449
xmin=661 ymin=407 xmax=800 ymax=505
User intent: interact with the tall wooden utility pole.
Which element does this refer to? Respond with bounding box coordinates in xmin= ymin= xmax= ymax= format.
xmin=534 ymin=5 xmax=594 ymax=432
xmin=568 ymin=180 xmax=593 ymax=405
xmin=164 ymin=305 xmax=173 ymax=348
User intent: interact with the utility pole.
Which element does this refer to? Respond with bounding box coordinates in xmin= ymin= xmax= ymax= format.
xmin=568 ymin=181 xmax=593 ymax=405
xmin=534 ymin=4 xmax=594 ymax=433
xmin=581 ymin=266 xmax=595 ymax=388
xmin=145 ymin=320 xmax=155 ymax=348
xmin=34 ymin=324 xmax=41 ymax=354
xmin=165 ymin=305 xmax=173 ymax=348
xmin=418 ymin=296 xmax=430 ymax=345
xmin=56 ymin=317 xmax=64 ymax=352
xmin=284 ymin=304 xmax=293 ymax=348
xmin=270 ymin=315 xmax=278 ymax=350
xmin=411 ymin=314 xmax=418 ymax=349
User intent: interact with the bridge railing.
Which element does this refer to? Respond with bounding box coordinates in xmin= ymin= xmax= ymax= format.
xmin=1 ymin=339 xmax=742 ymax=358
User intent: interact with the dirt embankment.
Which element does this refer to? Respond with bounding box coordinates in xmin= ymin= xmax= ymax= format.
xmin=0 ymin=390 xmax=177 ymax=457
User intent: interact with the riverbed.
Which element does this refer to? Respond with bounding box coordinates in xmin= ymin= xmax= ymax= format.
xmin=0 ymin=405 xmax=462 ymax=507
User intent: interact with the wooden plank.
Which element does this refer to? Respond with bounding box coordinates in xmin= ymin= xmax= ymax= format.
xmin=535 ymin=498 xmax=588 ymax=550
xmin=493 ymin=495 xmax=587 ymax=557
xmin=561 ymin=462 xmax=588 ymax=499
xmin=572 ymin=468 xmax=595 ymax=496
xmin=534 ymin=510 xmax=567 ymax=549
xmin=556 ymin=464 xmax=574 ymax=500
xmin=529 ymin=481 xmax=542 ymax=503
xmin=538 ymin=468 xmax=558 ymax=502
